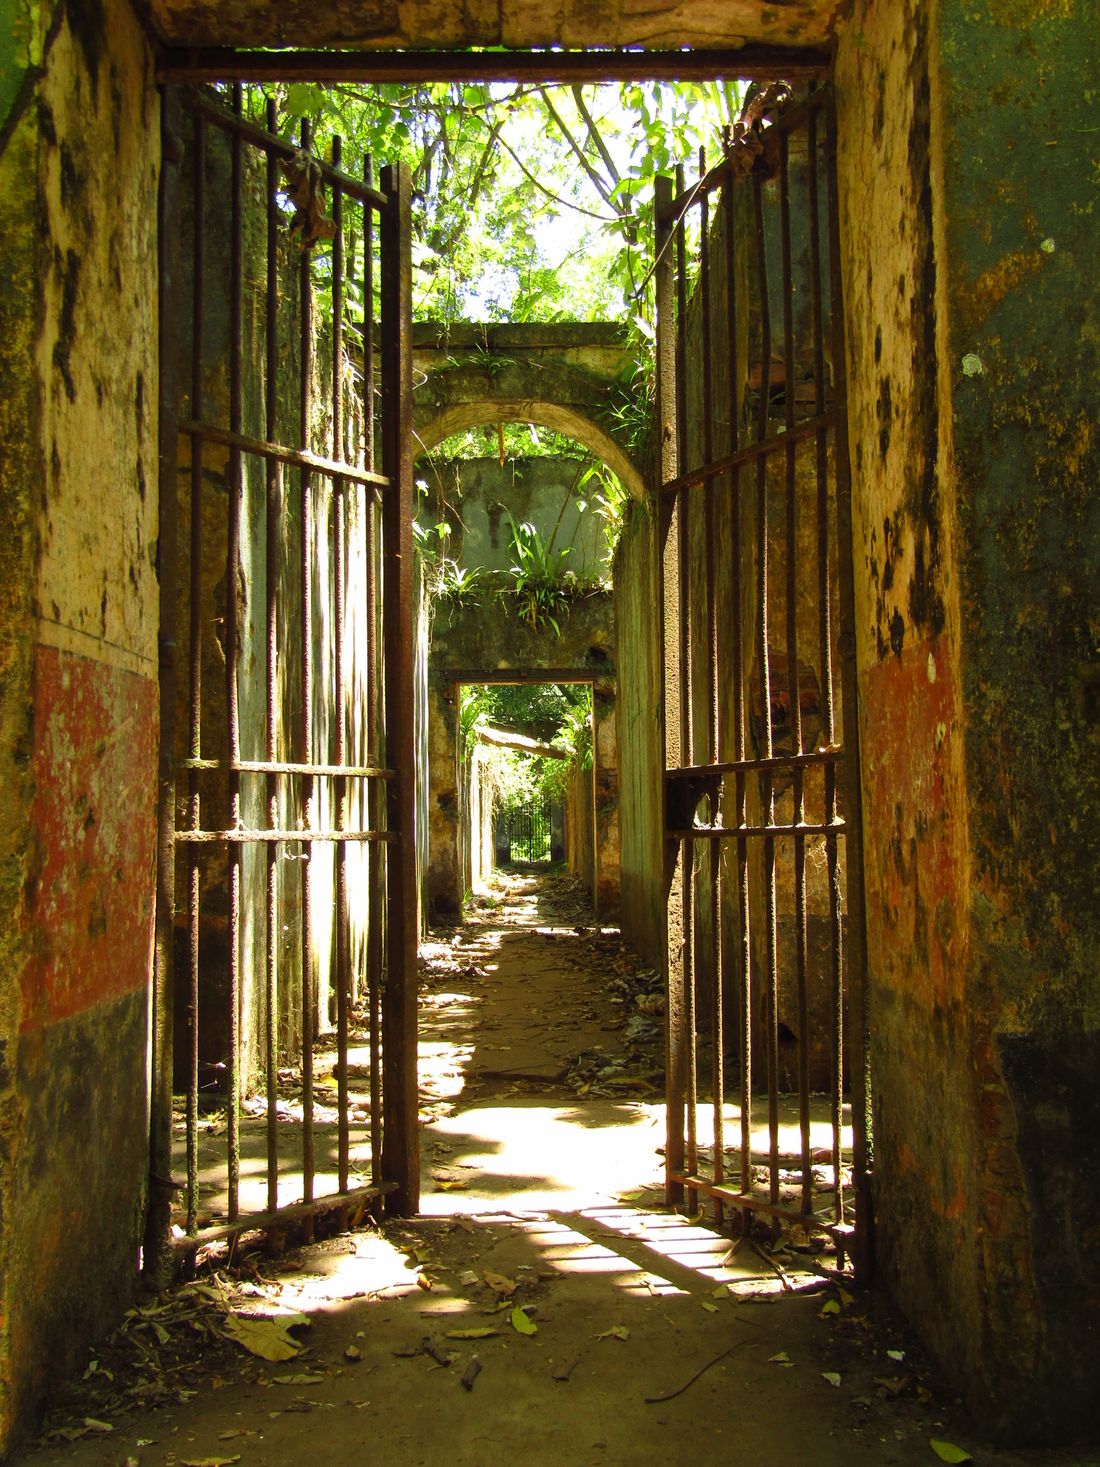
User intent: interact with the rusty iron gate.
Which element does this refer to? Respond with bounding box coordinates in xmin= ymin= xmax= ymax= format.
xmin=148 ymin=86 xmax=417 ymax=1271
xmin=505 ymin=801 xmax=553 ymax=863
xmin=655 ymin=85 xmax=872 ymax=1276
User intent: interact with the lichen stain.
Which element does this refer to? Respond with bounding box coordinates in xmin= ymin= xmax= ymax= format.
xmin=959 ymin=248 xmax=1044 ymax=333
xmin=988 ymin=0 xmax=1075 ymax=20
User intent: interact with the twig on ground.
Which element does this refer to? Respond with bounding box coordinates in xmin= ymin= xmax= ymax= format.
xmin=643 ymin=1338 xmax=753 ymax=1405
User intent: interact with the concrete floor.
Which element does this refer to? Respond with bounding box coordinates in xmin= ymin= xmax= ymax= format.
xmin=15 ymin=876 xmax=1093 ymax=1467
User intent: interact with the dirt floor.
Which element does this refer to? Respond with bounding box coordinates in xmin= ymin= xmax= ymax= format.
xmin=14 ymin=873 xmax=1098 ymax=1467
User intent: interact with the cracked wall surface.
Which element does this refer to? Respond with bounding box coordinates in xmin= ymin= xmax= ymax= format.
xmin=144 ymin=0 xmax=847 ymax=51
xmin=836 ymin=0 xmax=1100 ymax=1441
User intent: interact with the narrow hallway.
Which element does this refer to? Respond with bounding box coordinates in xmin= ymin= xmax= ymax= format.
xmin=16 ymin=876 xmax=1064 ymax=1467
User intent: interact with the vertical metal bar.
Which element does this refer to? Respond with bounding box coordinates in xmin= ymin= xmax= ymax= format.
xmin=674 ymin=163 xmax=692 ymax=773
xmin=807 ymin=103 xmax=836 ymax=1231
xmin=145 ymin=85 xmax=183 ymax=1285
xmin=225 ymin=82 xmax=244 ymax=1226
xmin=807 ymin=107 xmax=834 ymax=748
xmin=825 ymin=90 xmax=874 ymax=1277
xmin=363 ymin=161 xmax=384 ymax=1187
xmin=331 ymin=135 xmax=351 ymax=1197
xmin=675 ymin=164 xmax=697 ymax=1209
xmin=264 ymin=97 xmax=281 ymax=1215
xmin=299 ymin=116 xmax=316 ymax=1237
xmin=654 ymin=173 xmax=686 ymax=1208
xmin=379 ymin=161 xmax=419 ymax=1214
xmin=698 ymin=151 xmax=723 ymax=1220
xmin=186 ymin=111 xmax=206 ymax=1238
xmin=699 ymin=150 xmax=718 ymax=761
xmin=779 ymin=129 xmax=813 ymax=1212
xmin=752 ymin=172 xmax=781 ymax=1228
xmin=724 ymin=163 xmax=753 ymax=1233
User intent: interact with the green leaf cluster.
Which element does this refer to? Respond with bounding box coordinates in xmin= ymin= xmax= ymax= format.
xmin=238 ymin=78 xmax=743 ymax=335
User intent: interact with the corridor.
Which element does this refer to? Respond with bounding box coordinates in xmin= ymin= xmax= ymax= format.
xmin=16 ymin=877 xmax=1060 ymax=1467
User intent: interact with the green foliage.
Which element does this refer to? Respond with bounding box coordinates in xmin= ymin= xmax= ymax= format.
xmin=461 ymin=683 xmax=593 ymax=815
xmin=575 ymin=461 xmax=629 ymax=554
xmin=240 ymin=78 xmax=743 ymax=333
xmin=505 ymin=513 xmax=573 ymax=634
xmin=413 ymin=517 xmax=484 ymax=605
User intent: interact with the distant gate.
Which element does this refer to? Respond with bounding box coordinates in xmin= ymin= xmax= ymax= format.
xmin=655 ymin=85 xmax=872 ymax=1276
xmin=504 ymin=801 xmax=553 ymax=863
xmin=149 ymin=86 xmax=418 ymax=1272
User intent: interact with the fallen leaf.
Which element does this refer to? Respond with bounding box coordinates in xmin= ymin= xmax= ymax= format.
xmin=820 ymin=1300 xmax=841 ymax=1316
xmin=596 ymin=1324 xmax=630 ymax=1341
xmin=82 ymin=1419 xmax=113 ymax=1434
xmin=822 ymin=1372 xmax=842 ymax=1387
xmin=510 ymin=1307 xmax=538 ymax=1336
xmin=875 ymin=1375 xmax=910 ymax=1398
xmin=767 ymin=1351 xmax=792 ymax=1365
xmin=416 ymin=1274 xmax=434 ymax=1292
xmin=446 ymin=1328 xmax=500 ymax=1340
xmin=930 ymin=1443 xmax=973 ymax=1464
xmin=483 ymin=1270 xmax=517 ymax=1297
xmin=551 ymin=1354 xmax=580 ymax=1381
xmin=181 ymin=1457 xmax=242 ymax=1466
xmin=434 ymin=1179 xmax=468 ymax=1192
xmin=887 ymin=1348 xmax=906 ymax=1362
xmin=344 ymin=1345 xmax=363 ymax=1362
xmin=701 ymin=1302 xmax=719 ymax=1314
xmin=271 ymin=1372 xmax=323 ymax=1386
xmin=222 ymin=1314 xmax=303 ymax=1362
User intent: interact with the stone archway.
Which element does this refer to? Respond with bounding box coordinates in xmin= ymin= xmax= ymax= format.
xmin=412 ymin=322 xmax=647 ymax=500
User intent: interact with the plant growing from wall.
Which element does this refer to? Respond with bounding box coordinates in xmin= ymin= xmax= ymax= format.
xmin=505 ymin=512 xmax=573 ymax=634
xmin=413 ymin=518 xmax=485 ymax=607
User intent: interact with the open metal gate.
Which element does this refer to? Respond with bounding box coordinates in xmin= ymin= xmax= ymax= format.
xmin=656 ymin=85 xmax=872 ymax=1276
xmin=148 ymin=86 xmax=417 ymax=1272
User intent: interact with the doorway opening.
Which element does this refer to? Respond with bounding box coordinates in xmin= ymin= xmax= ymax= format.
xmin=458 ymin=680 xmax=591 ymax=889
xmin=153 ymin=68 xmax=870 ymax=1295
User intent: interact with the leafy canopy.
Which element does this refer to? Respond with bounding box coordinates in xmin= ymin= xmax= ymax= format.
xmin=242 ymin=79 xmax=743 ymax=334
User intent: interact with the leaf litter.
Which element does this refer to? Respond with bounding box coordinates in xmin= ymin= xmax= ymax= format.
xmin=35 ymin=1265 xmax=315 ymax=1446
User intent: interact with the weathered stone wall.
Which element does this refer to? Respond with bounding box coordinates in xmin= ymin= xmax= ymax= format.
xmin=418 ymin=456 xmax=612 ymax=581
xmin=613 ymin=496 xmax=665 ymax=968
xmin=835 ymin=0 xmax=1100 ymax=1441
xmin=413 ymin=323 xmax=646 ymax=501
xmin=0 ymin=0 xmax=158 ymax=1448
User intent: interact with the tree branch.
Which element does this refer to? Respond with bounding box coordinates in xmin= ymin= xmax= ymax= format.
xmin=537 ymin=86 xmax=619 ymax=211
xmin=570 ymin=85 xmax=622 ymax=189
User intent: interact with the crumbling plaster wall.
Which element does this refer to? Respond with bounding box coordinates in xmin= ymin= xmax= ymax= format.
xmin=145 ymin=0 xmax=846 ymax=54
xmin=836 ymin=0 xmax=1099 ymax=1440
xmin=0 ymin=0 xmax=158 ymax=1448
xmin=613 ymin=495 xmax=665 ymax=969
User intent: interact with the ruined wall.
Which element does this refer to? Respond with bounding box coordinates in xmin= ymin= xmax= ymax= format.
xmin=835 ymin=0 xmax=1099 ymax=1440
xmin=940 ymin=0 xmax=1100 ymax=1436
xmin=418 ymin=456 xmax=612 ymax=581
xmin=146 ymin=0 xmax=846 ymax=50
xmin=613 ymin=496 xmax=665 ymax=968
xmin=0 ymin=0 xmax=158 ymax=1447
